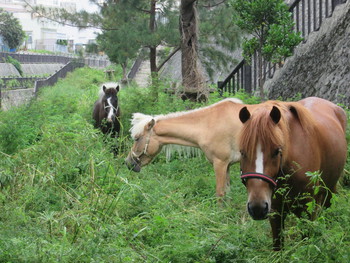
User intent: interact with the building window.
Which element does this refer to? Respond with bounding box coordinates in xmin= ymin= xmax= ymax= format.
xmin=26 ymin=32 xmax=33 ymax=44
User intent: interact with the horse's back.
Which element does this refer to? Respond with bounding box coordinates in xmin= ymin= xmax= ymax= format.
xmin=296 ymin=97 xmax=347 ymax=189
xmin=298 ymin=97 xmax=347 ymax=132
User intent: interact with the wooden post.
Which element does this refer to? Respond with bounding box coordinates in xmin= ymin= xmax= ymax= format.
xmin=243 ymin=64 xmax=252 ymax=94
xmin=217 ymin=81 xmax=224 ymax=96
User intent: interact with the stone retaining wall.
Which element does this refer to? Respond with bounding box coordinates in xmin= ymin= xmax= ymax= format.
xmin=1 ymin=88 xmax=35 ymax=111
xmin=265 ymin=1 xmax=350 ymax=106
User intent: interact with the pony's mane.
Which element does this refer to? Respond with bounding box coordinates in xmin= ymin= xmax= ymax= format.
xmin=239 ymin=103 xmax=289 ymax=160
xmin=162 ymin=145 xmax=203 ymax=162
xmin=98 ymin=82 xmax=119 ymax=98
xmin=238 ymin=101 xmax=317 ymax=160
xmin=129 ymin=98 xmax=242 ymax=139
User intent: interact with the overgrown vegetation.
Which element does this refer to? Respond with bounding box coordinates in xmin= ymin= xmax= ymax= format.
xmin=0 ymin=67 xmax=349 ymax=262
xmin=5 ymin=56 xmax=23 ymax=76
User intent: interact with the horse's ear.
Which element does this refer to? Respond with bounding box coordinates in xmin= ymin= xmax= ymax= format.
xmin=116 ymin=85 xmax=120 ymax=92
xmin=239 ymin=106 xmax=251 ymax=124
xmin=147 ymin=119 xmax=155 ymax=130
xmin=270 ymin=106 xmax=281 ymax=124
xmin=103 ymin=85 xmax=107 ymax=92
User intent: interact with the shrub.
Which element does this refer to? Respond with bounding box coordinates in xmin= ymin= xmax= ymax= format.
xmin=5 ymin=55 xmax=23 ymax=76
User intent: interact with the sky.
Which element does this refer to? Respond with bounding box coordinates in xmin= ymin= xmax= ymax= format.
xmin=75 ymin=0 xmax=100 ymax=13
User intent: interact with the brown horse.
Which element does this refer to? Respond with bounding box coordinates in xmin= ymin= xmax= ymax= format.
xmin=237 ymin=97 xmax=347 ymax=250
xmin=125 ymin=98 xmax=244 ymax=198
xmin=92 ymin=85 xmax=121 ymax=138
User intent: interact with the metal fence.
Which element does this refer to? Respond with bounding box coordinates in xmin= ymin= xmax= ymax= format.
xmin=218 ymin=0 xmax=347 ymax=94
xmin=0 ymin=61 xmax=85 ymax=110
xmin=0 ymin=52 xmax=110 ymax=68
xmin=34 ymin=61 xmax=85 ymax=92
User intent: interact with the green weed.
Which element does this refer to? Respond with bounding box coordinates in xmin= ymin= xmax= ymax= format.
xmin=0 ymin=67 xmax=349 ymax=262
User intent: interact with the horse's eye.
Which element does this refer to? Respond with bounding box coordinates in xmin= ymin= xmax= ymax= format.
xmin=240 ymin=150 xmax=246 ymax=158
xmin=273 ymin=148 xmax=282 ymax=157
xmin=134 ymin=137 xmax=140 ymax=142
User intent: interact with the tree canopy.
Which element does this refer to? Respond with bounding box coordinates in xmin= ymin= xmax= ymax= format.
xmin=231 ymin=0 xmax=302 ymax=97
xmin=0 ymin=9 xmax=26 ymax=49
xmin=25 ymin=0 xmax=242 ymax=101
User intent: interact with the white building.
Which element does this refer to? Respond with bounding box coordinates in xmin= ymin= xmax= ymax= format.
xmin=0 ymin=0 xmax=100 ymax=52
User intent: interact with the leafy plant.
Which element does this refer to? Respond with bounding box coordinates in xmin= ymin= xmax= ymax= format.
xmin=231 ymin=0 xmax=303 ymax=97
xmin=5 ymin=56 xmax=23 ymax=76
xmin=0 ymin=8 xmax=25 ymax=49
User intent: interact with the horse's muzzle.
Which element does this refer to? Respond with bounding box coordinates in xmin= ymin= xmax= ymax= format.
xmin=125 ymin=155 xmax=141 ymax=172
xmin=247 ymin=201 xmax=269 ymax=220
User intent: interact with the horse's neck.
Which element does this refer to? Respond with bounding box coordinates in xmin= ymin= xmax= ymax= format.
xmin=154 ymin=114 xmax=203 ymax=147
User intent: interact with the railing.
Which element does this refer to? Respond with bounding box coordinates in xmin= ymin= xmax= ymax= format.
xmin=218 ymin=0 xmax=347 ymax=94
xmin=1 ymin=77 xmax=43 ymax=89
xmin=0 ymin=52 xmax=110 ymax=68
xmin=128 ymin=48 xmax=147 ymax=80
xmin=0 ymin=61 xmax=85 ymax=110
xmin=34 ymin=61 xmax=85 ymax=92
xmin=0 ymin=52 xmax=72 ymax=64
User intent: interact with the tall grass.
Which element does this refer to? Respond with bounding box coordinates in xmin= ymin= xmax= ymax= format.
xmin=0 ymin=67 xmax=349 ymax=262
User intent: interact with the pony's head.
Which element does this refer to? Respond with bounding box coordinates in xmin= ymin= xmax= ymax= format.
xmin=125 ymin=113 xmax=161 ymax=172
xmin=102 ymin=85 xmax=119 ymax=123
xmin=238 ymin=104 xmax=288 ymax=220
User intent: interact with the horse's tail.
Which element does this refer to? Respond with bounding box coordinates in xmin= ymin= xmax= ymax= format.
xmin=334 ymin=105 xmax=347 ymax=134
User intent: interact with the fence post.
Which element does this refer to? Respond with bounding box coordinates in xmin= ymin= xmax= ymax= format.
xmin=243 ymin=64 xmax=252 ymax=94
xmin=217 ymin=81 xmax=224 ymax=96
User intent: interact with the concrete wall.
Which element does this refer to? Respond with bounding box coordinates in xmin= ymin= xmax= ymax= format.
xmin=1 ymin=88 xmax=35 ymax=111
xmin=265 ymin=1 xmax=350 ymax=106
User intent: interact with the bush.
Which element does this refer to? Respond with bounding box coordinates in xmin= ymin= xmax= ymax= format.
xmin=5 ymin=55 xmax=23 ymax=76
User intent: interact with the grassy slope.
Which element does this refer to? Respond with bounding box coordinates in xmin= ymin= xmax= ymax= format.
xmin=0 ymin=67 xmax=349 ymax=263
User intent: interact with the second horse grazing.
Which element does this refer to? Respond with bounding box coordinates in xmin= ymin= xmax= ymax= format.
xmin=125 ymin=98 xmax=244 ymax=199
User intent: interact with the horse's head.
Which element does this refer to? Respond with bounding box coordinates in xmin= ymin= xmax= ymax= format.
xmin=125 ymin=113 xmax=161 ymax=172
xmin=238 ymin=105 xmax=288 ymax=220
xmin=102 ymin=85 xmax=119 ymax=123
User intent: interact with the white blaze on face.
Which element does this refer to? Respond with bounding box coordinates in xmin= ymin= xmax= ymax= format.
xmin=255 ymin=143 xmax=264 ymax=174
xmin=107 ymin=97 xmax=114 ymax=122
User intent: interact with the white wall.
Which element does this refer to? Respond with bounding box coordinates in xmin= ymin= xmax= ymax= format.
xmin=0 ymin=0 xmax=100 ymax=52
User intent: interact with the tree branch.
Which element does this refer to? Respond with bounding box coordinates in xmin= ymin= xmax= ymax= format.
xmin=22 ymin=0 xmax=119 ymax=31
xmin=157 ymin=46 xmax=181 ymax=72
xmin=199 ymin=0 xmax=227 ymax=8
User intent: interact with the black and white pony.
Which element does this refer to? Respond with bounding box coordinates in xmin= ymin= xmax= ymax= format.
xmin=92 ymin=84 xmax=121 ymax=139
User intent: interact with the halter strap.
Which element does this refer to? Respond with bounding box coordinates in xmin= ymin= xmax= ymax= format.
xmin=104 ymin=104 xmax=119 ymax=113
xmin=241 ymin=172 xmax=278 ymax=188
xmin=131 ymin=129 xmax=153 ymax=162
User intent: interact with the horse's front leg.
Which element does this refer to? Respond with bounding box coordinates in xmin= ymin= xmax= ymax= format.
xmin=269 ymin=204 xmax=287 ymax=251
xmin=213 ymin=160 xmax=230 ymax=201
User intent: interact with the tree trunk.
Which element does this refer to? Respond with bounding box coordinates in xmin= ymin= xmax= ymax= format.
xmin=258 ymin=51 xmax=264 ymax=99
xmin=121 ymin=61 xmax=128 ymax=84
xmin=149 ymin=0 xmax=159 ymax=88
xmin=180 ymin=0 xmax=208 ymax=102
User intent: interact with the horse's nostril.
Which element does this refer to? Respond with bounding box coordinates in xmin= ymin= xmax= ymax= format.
xmin=247 ymin=201 xmax=269 ymax=220
xmin=247 ymin=203 xmax=254 ymax=217
xmin=264 ymin=202 xmax=269 ymax=214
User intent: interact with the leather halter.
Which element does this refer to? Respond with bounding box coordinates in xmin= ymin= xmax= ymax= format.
xmin=104 ymin=103 xmax=119 ymax=114
xmin=241 ymin=172 xmax=278 ymax=188
xmin=131 ymin=129 xmax=153 ymax=163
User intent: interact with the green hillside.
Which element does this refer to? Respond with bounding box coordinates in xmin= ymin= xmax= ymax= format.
xmin=0 ymin=67 xmax=349 ymax=262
